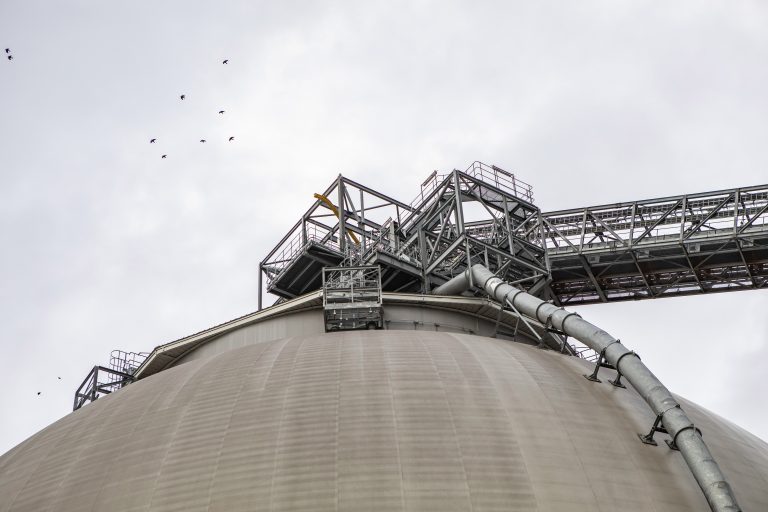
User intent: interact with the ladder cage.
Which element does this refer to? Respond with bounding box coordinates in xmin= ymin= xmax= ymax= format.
xmin=322 ymin=266 xmax=383 ymax=331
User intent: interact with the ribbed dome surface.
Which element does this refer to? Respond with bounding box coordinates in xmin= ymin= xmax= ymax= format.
xmin=1 ymin=331 xmax=767 ymax=511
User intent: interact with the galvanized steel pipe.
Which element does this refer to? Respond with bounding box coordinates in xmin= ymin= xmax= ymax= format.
xmin=434 ymin=264 xmax=741 ymax=512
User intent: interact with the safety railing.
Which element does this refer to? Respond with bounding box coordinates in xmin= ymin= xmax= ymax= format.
xmin=109 ymin=350 xmax=149 ymax=376
xmin=322 ymin=266 xmax=383 ymax=331
xmin=408 ymin=162 xmax=535 ymax=211
xmin=263 ymin=223 xmax=341 ymax=285
xmin=73 ymin=350 xmax=150 ymax=411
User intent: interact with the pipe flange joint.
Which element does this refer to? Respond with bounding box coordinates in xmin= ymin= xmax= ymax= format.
xmin=614 ymin=350 xmax=641 ymax=373
xmin=503 ymin=289 xmax=522 ymax=309
xmin=484 ymin=276 xmax=502 ymax=294
xmin=672 ymin=423 xmax=703 ymax=444
xmin=534 ymin=301 xmax=550 ymax=323
xmin=559 ymin=311 xmax=581 ymax=330
xmin=654 ymin=403 xmax=680 ymax=420
xmin=600 ymin=339 xmax=621 ymax=358
xmin=672 ymin=424 xmax=703 ymax=447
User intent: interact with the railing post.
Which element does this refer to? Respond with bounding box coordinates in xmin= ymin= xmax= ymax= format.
xmin=257 ymin=263 xmax=263 ymax=311
xmin=338 ymin=177 xmax=347 ymax=256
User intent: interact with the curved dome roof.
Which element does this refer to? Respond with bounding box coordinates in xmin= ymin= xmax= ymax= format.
xmin=1 ymin=331 xmax=767 ymax=511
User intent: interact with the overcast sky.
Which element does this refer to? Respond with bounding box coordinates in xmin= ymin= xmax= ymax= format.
xmin=1 ymin=1 xmax=767 ymax=455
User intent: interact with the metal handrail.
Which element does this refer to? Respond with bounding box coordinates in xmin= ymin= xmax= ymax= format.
xmin=263 ymin=224 xmax=342 ymax=285
xmin=407 ymin=161 xmax=535 ymax=211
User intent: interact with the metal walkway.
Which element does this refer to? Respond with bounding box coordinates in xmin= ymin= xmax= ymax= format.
xmin=259 ymin=163 xmax=768 ymax=308
xmin=544 ymin=184 xmax=768 ymax=304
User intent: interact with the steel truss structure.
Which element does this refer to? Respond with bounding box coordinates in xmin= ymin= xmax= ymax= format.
xmin=260 ymin=162 xmax=546 ymax=306
xmin=543 ymin=184 xmax=768 ymax=305
xmin=260 ymin=163 xmax=768 ymax=309
xmin=72 ymin=164 xmax=768 ymax=413
xmin=259 ymin=175 xmax=415 ymax=306
xmin=73 ymin=350 xmax=148 ymax=411
xmin=375 ymin=163 xmax=547 ymax=292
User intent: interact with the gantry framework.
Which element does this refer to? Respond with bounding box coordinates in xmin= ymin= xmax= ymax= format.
xmin=75 ymin=165 xmax=768 ymax=410
xmin=259 ymin=162 xmax=768 ymax=309
xmin=260 ymin=162 xmax=548 ymax=307
xmin=543 ymin=184 xmax=768 ymax=304
xmin=258 ymin=174 xmax=415 ymax=305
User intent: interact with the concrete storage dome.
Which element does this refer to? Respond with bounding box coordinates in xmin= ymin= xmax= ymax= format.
xmin=1 ymin=322 xmax=768 ymax=511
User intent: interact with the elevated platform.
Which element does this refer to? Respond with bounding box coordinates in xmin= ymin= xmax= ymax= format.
xmin=264 ymin=242 xmax=344 ymax=299
xmin=322 ymin=266 xmax=383 ymax=331
xmin=260 ymin=163 xmax=768 ymax=307
xmin=261 ymin=162 xmax=546 ymax=303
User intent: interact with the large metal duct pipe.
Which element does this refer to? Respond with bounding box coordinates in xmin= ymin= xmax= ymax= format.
xmin=434 ymin=264 xmax=741 ymax=512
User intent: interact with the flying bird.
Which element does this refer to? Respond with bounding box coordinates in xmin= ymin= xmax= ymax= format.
xmin=4 ymin=48 xmax=10 ymax=53
xmin=7 ymin=55 xmax=12 ymax=61
xmin=228 ymin=136 xmax=235 ymax=141
xmin=37 ymin=392 xmax=41 ymax=396
xmin=222 ymin=59 xmax=228 ymax=64
xmin=218 ymin=110 xmax=225 ymax=114
xmin=161 ymin=155 xmax=167 ymax=159
xmin=150 ymin=138 xmax=156 ymax=143
xmin=200 ymin=139 xmax=206 ymax=143
xmin=57 ymin=377 xmax=61 ymax=380
xmin=180 ymin=94 xmax=185 ymax=100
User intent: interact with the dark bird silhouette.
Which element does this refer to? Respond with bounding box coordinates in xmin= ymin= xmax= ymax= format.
xmin=180 ymin=94 xmax=185 ymax=100
xmin=222 ymin=59 xmax=228 ymax=64
xmin=57 ymin=377 xmax=62 ymax=380
xmin=161 ymin=155 xmax=167 ymax=159
xmin=4 ymin=49 xmax=10 ymax=54
xmin=150 ymin=138 xmax=156 ymax=143
xmin=7 ymin=55 xmax=12 ymax=61
xmin=200 ymin=139 xmax=206 ymax=143
xmin=228 ymin=136 xmax=235 ymax=141
xmin=218 ymin=110 xmax=225 ymax=114
xmin=37 ymin=392 xmax=41 ymax=396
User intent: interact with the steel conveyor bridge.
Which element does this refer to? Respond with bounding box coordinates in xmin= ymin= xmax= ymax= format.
xmin=259 ymin=162 xmax=768 ymax=308
xmin=544 ymin=185 xmax=768 ymax=304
